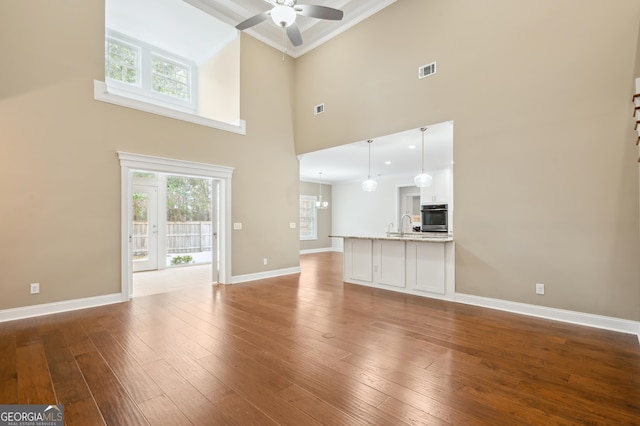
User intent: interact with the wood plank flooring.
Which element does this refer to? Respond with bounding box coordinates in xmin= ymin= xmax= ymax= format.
xmin=1 ymin=252 xmax=639 ymax=425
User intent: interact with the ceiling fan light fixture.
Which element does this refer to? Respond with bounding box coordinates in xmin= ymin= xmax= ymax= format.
xmin=271 ymin=5 xmax=296 ymax=27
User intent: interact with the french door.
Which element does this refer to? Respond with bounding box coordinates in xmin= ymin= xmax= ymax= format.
xmin=132 ymin=185 xmax=158 ymax=272
xmin=118 ymin=151 xmax=233 ymax=301
xmin=131 ymin=175 xmax=220 ymax=281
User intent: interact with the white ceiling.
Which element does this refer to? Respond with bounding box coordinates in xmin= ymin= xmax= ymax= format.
xmin=107 ymin=0 xmax=442 ymax=185
xmin=299 ymin=121 xmax=454 ymax=184
xmin=183 ymin=0 xmax=396 ymax=57
xmin=106 ymin=0 xmax=397 ymax=60
xmin=106 ymin=0 xmax=238 ymax=63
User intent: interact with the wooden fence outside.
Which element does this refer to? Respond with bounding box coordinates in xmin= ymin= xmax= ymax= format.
xmin=133 ymin=221 xmax=213 ymax=256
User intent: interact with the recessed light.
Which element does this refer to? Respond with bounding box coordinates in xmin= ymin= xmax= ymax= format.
xmin=408 ymin=145 xmax=416 ymax=149
xmin=385 ymin=161 xmax=391 ymax=165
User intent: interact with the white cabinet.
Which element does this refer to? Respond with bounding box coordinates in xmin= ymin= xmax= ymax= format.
xmin=344 ymin=238 xmax=373 ymax=282
xmin=406 ymin=242 xmax=445 ymax=294
xmin=420 ymin=168 xmax=452 ymax=204
xmin=373 ymin=240 xmax=405 ymax=288
xmin=340 ymin=237 xmax=454 ymax=301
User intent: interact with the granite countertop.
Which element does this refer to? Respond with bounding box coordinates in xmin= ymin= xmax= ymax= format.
xmin=330 ymin=234 xmax=453 ymax=242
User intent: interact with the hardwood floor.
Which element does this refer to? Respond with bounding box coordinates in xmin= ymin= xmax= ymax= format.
xmin=1 ymin=252 xmax=639 ymax=425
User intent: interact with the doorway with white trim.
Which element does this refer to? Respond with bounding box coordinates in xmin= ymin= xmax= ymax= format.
xmin=131 ymin=172 xmax=219 ymax=296
xmin=118 ymin=152 xmax=234 ymax=299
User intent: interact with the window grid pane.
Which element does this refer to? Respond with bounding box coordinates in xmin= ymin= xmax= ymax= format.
xmin=152 ymin=57 xmax=190 ymax=100
xmin=300 ymin=197 xmax=317 ymax=240
xmin=106 ymin=40 xmax=138 ymax=85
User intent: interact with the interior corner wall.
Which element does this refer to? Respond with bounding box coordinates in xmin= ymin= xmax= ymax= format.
xmin=292 ymin=0 xmax=640 ymax=321
xmin=198 ymin=35 xmax=241 ymax=124
xmin=300 ymin=181 xmax=333 ymax=250
xmin=0 ymin=1 xmax=300 ymax=311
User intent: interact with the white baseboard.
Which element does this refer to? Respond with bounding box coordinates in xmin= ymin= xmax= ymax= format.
xmin=454 ymin=293 xmax=640 ymax=344
xmin=300 ymin=247 xmax=340 ymax=254
xmin=231 ymin=266 xmax=301 ymax=284
xmin=0 ymin=293 xmax=125 ymax=323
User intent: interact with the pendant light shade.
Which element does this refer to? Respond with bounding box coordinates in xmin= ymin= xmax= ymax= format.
xmin=414 ymin=173 xmax=432 ymax=187
xmin=316 ymin=196 xmax=329 ymax=209
xmin=362 ymin=139 xmax=377 ymax=192
xmin=271 ymin=5 xmax=296 ymax=27
xmin=362 ymin=178 xmax=377 ymax=192
xmin=414 ymin=127 xmax=432 ymax=188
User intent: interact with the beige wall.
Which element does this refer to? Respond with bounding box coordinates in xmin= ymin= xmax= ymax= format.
xmin=293 ymin=0 xmax=640 ymax=320
xmin=198 ymin=35 xmax=241 ymax=124
xmin=0 ymin=0 xmax=300 ymax=310
xmin=300 ymin=181 xmax=333 ymax=250
xmin=1 ymin=0 xmax=639 ymax=322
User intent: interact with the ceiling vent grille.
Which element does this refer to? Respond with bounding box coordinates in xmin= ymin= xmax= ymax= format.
xmin=314 ymin=103 xmax=325 ymax=115
xmin=418 ymin=62 xmax=437 ymax=79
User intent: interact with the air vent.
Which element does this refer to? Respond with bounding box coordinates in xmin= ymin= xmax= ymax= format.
xmin=418 ymin=62 xmax=437 ymax=79
xmin=314 ymin=103 xmax=325 ymax=115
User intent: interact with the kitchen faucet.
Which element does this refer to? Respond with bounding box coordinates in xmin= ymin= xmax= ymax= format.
xmin=400 ymin=214 xmax=412 ymax=236
xmin=387 ymin=222 xmax=394 ymax=236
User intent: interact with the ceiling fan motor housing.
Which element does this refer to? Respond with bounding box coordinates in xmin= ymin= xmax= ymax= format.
xmin=273 ymin=0 xmax=296 ymax=6
xmin=271 ymin=5 xmax=297 ymax=27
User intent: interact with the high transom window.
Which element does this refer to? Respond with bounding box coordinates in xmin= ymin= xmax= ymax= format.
xmin=105 ymin=30 xmax=196 ymax=112
xmin=106 ymin=39 xmax=139 ymax=85
xmin=103 ymin=0 xmax=242 ymax=131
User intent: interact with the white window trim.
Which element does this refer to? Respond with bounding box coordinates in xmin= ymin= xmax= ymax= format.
xmin=94 ymin=80 xmax=246 ymax=134
xmin=106 ymin=30 xmax=197 ymax=112
xmin=105 ymin=37 xmax=141 ymax=87
xmin=300 ymin=195 xmax=318 ymax=241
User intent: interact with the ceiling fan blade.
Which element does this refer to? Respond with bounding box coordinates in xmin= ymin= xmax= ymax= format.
xmin=295 ymin=5 xmax=344 ymax=21
xmin=236 ymin=11 xmax=270 ymax=30
xmin=286 ymin=23 xmax=303 ymax=47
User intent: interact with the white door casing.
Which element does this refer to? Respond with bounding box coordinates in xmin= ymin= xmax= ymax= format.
xmin=118 ymin=152 xmax=234 ymax=301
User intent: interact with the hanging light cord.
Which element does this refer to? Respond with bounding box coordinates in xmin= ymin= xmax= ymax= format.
xmin=420 ymin=127 xmax=427 ymax=173
xmin=281 ymin=25 xmax=287 ymax=61
xmin=367 ymin=139 xmax=373 ymax=179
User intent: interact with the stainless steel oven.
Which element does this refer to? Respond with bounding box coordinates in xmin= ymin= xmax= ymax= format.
xmin=421 ymin=204 xmax=448 ymax=233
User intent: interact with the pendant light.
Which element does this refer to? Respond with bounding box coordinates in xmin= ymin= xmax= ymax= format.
xmin=414 ymin=127 xmax=433 ymax=187
xmin=316 ymin=173 xmax=329 ymax=209
xmin=362 ymin=139 xmax=377 ymax=192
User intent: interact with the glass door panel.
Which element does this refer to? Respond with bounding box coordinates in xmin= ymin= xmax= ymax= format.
xmin=132 ymin=185 xmax=158 ymax=272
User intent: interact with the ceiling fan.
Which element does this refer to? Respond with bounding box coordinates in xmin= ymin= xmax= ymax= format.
xmin=235 ymin=0 xmax=344 ymax=47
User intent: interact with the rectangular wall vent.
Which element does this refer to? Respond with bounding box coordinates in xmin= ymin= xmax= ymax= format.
xmin=418 ymin=62 xmax=437 ymax=79
xmin=314 ymin=103 xmax=325 ymax=115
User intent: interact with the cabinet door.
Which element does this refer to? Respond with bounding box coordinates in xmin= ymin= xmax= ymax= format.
xmin=373 ymin=240 xmax=405 ymax=288
xmin=420 ymin=169 xmax=452 ymax=204
xmin=344 ymin=238 xmax=373 ymax=282
xmin=433 ymin=171 xmax=448 ymax=202
xmin=406 ymin=242 xmax=445 ymax=294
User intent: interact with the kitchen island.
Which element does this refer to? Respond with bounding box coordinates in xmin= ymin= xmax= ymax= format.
xmin=331 ymin=235 xmax=455 ymax=300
